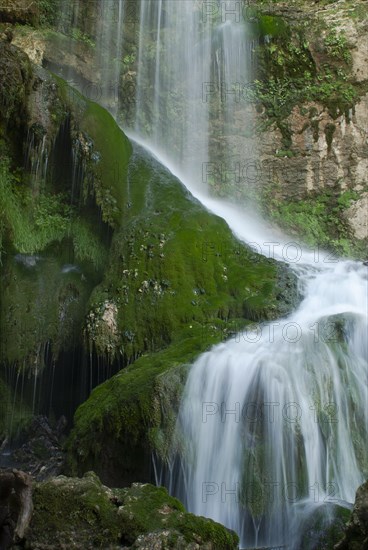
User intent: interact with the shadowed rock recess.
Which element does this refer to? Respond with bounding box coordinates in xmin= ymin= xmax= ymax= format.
xmin=0 ymin=0 xmax=367 ymax=549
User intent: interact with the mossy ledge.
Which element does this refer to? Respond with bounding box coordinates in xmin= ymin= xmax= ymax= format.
xmin=85 ymin=143 xmax=298 ymax=363
xmin=65 ymin=328 xmax=241 ymax=485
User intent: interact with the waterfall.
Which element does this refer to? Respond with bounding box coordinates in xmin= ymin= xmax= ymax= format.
xmin=53 ymin=1 xmax=367 ymax=546
xmin=166 ymin=256 xmax=367 ymax=548
xmin=121 ymin=2 xmax=367 ymax=547
xmin=130 ymin=0 xmax=256 ymax=189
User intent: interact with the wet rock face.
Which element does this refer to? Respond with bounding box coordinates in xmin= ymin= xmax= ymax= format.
xmin=344 ymin=192 xmax=368 ymax=240
xmin=335 ymin=480 xmax=368 ymax=549
xmin=10 ymin=416 xmax=66 ymax=482
xmin=0 ymin=0 xmax=39 ymax=26
xmin=0 ymin=469 xmax=33 ymax=547
xmin=258 ymin=96 xmax=368 ymax=201
xmin=0 ymin=39 xmax=32 ymax=126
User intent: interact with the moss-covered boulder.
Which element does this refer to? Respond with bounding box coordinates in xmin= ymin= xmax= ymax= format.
xmin=84 ymin=143 xmax=297 ymax=362
xmin=25 ymin=472 xmax=239 ymax=549
xmin=65 ymin=330 xmax=224 ymax=485
xmin=298 ymin=502 xmax=351 ymax=550
xmin=335 ymin=480 xmax=368 ymax=550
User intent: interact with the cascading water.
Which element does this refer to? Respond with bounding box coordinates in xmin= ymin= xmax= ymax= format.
xmin=130 ymin=0 xmax=256 ymax=188
xmin=53 ymin=1 xmax=367 ymax=546
xmin=141 ymin=142 xmax=368 ymax=546
xmin=165 ymin=249 xmax=367 ymax=548
xmin=121 ymin=2 xmax=367 ymax=547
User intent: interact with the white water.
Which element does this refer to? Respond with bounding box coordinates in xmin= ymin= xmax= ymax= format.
xmin=131 ymin=0 xmax=257 ymax=191
xmin=130 ymin=136 xmax=368 ymax=549
xmin=167 ymin=259 xmax=367 ymax=548
xmin=124 ymin=4 xmax=368 ymax=548
xmin=57 ymin=1 xmax=368 ymax=546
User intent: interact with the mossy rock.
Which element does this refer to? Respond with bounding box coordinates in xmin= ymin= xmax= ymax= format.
xmin=52 ymin=74 xmax=132 ymax=228
xmin=65 ymin=328 xmax=227 ymax=485
xmin=0 ymin=39 xmax=32 ymax=142
xmin=298 ymin=502 xmax=351 ymax=549
xmin=85 ymin=144 xmax=298 ymax=361
xmin=0 ymin=58 xmax=131 ymax=372
xmin=26 ymin=472 xmax=239 ymax=549
xmin=335 ymin=479 xmax=368 ymax=550
xmin=0 ymin=376 xmax=32 ymax=440
xmin=0 ymin=251 xmax=94 ymax=367
xmin=65 ymin=143 xmax=297 ymax=485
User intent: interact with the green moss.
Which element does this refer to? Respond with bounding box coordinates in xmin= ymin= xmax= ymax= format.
xmin=257 ymin=15 xmax=289 ymax=39
xmin=80 ymin=101 xmax=132 ymax=227
xmin=65 ymin=327 xmax=227 ymax=478
xmin=299 ymin=503 xmax=351 ymax=549
xmin=85 ymin=147 xmax=295 ymax=361
xmin=30 ymin=472 xmax=123 ymax=546
xmin=0 ymin=250 xmax=94 ymax=366
xmin=54 ymin=76 xmax=132 ymax=228
xmin=0 ymin=376 xmax=32 ymax=439
xmin=262 ymin=185 xmax=368 ymax=259
xmin=28 ymin=474 xmax=238 ymax=549
xmin=324 ymin=122 xmax=336 ymax=150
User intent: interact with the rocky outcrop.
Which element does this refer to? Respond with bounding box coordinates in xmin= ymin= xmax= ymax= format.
xmin=258 ymin=94 xmax=368 ymax=200
xmin=0 ymin=469 xmax=33 ymax=547
xmin=250 ymin=0 xmax=368 ymax=246
xmin=298 ymin=502 xmax=352 ymax=550
xmin=9 ymin=416 xmax=66 ymax=481
xmin=345 ymin=191 xmax=368 ymax=240
xmin=0 ymin=0 xmax=39 ymax=26
xmin=25 ymin=472 xmax=239 ymax=549
xmin=335 ymin=479 xmax=368 ymax=549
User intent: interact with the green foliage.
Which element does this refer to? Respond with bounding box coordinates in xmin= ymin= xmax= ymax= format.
xmin=0 ymin=156 xmax=106 ymax=268
xmin=250 ymin=9 xmax=362 ymax=140
xmin=337 ymin=189 xmax=359 ymax=209
xmin=249 ymin=71 xmax=358 ymax=131
xmin=0 ymin=377 xmax=32 ymax=439
xmin=263 ymin=185 xmax=367 ymax=258
xmin=123 ymin=53 xmax=136 ymax=65
xmin=70 ymin=27 xmax=95 ymax=48
xmin=325 ymin=29 xmax=351 ymax=63
xmin=38 ymin=0 xmax=59 ymax=27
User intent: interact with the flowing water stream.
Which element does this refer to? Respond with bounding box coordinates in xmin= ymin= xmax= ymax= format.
xmin=131 ymin=136 xmax=368 ymax=548
xmin=56 ymin=1 xmax=368 ymax=547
